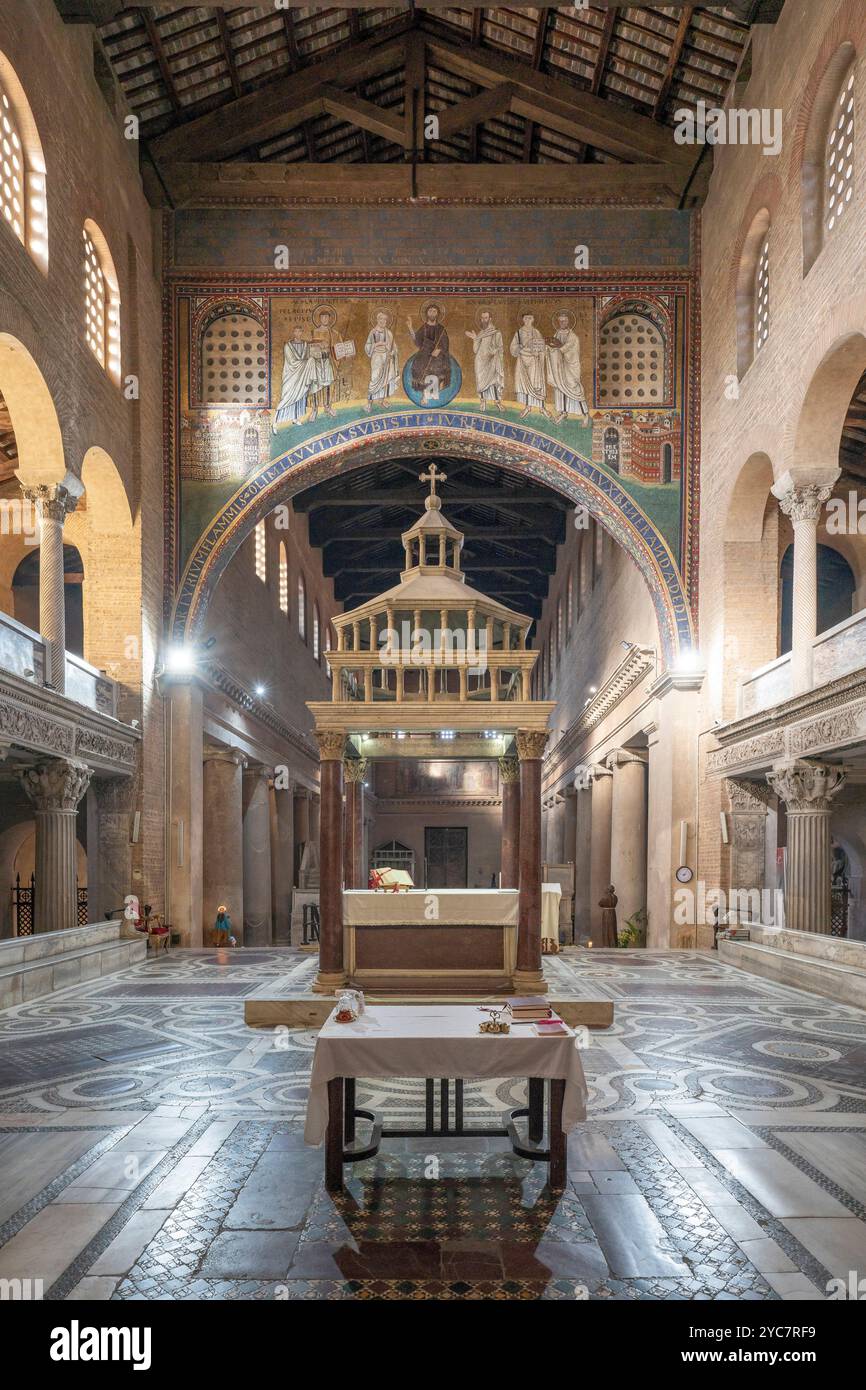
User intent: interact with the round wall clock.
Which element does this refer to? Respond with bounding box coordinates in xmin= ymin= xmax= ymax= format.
xmin=675 ymin=865 xmax=693 ymax=884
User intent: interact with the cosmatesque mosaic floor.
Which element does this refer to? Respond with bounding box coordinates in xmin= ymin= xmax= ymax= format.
xmin=1 ymin=946 xmax=866 ymax=1301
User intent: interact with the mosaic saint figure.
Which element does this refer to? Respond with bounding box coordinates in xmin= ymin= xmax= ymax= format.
xmin=465 ymin=309 xmax=504 ymax=410
xmin=364 ymin=311 xmax=399 ymax=411
xmin=510 ymin=312 xmax=549 ymax=417
xmin=546 ymin=312 xmax=589 ymax=424
xmin=309 ymin=305 xmax=341 ymax=420
xmin=406 ymin=304 xmax=451 ymax=398
xmin=274 ymin=327 xmax=318 ymax=430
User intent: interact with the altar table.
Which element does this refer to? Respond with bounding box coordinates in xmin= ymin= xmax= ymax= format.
xmin=304 ymin=1003 xmax=588 ymax=1191
xmin=344 ymin=884 xmax=562 ymax=932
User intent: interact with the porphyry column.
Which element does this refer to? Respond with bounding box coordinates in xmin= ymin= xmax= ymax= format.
xmin=202 ymin=744 xmax=245 ymax=942
xmin=767 ymin=760 xmax=846 ymax=933
xmin=313 ymin=730 xmax=347 ymax=993
xmin=498 ymin=753 xmax=521 ymax=889
xmin=19 ymin=758 xmax=92 ymax=932
xmin=343 ymin=756 xmax=367 ymax=889
xmin=514 ymin=729 xmax=548 ymax=995
xmin=22 ymin=483 xmax=78 ymax=692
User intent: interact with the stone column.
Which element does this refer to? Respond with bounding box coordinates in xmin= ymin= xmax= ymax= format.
xmin=645 ymin=673 xmax=702 ymax=948
xmin=343 ymin=756 xmax=367 ymax=889
xmin=272 ymin=782 xmax=294 ymax=944
xmin=588 ymin=764 xmax=613 ymax=944
xmin=89 ymin=776 xmax=136 ymax=924
xmin=574 ymin=778 xmax=593 ymax=942
xmin=562 ymin=787 xmax=577 ymax=865
xmin=19 ymin=758 xmax=92 ymax=932
xmin=313 ymin=730 xmax=347 ymax=993
xmin=498 ymin=754 xmax=521 ymax=888
xmin=766 ymin=760 xmax=846 ymax=934
xmin=202 ymin=744 xmax=245 ymax=943
xmin=514 ymin=729 xmax=548 ymax=995
xmin=309 ymin=793 xmax=321 ymax=846
xmin=608 ymin=749 xmax=647 ymax=933
xmin=293 ymin=787 xmax=310 ymax=887
xmin=242 ymin=764 xmax=273 ymax=946
xmin=21 ymin=484 xmax=78 ymax=692
xmin=726 ymin=779 xmax=769 ymax=921
xmin=164 ymin=675 xmax=204 ymax=946
xmin=773 ymin=481 xmax=833 ymax=695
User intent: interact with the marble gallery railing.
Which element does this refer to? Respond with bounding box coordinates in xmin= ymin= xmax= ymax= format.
xmin=738 ymin=608 xmax=866 ymax=717
xmin=0 ymin=610 xmax=134 ymax=776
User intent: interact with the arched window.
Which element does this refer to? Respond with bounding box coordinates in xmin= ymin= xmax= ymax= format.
xmin=254 ymin=520 xmax=266 ymax=582
xmin=313 ymin=603 xmax=321 ymax=661
xmin=803 ymin=45 xmax=856 ymax=274
xmin=83 ymin=221 xmax=120 ymax=382
xmin=597 ymin=303 xmax=670 ymax=406
xmin=735 ymin=208 xmax=771 ymax=377
xmin=754 ymin=232 xmax=770 ymax=355
xmin=198 ymin=303 xmax=268 ymax=406
xmin=0 ymin=53 xmax=47 ymax=272
xmin=278 ymin=542 xmax=288 ymax=613
xmin=298 ymin=574 xmax=306 ymax=640
xmin=780 ymin=544 xmax=855 ymax=654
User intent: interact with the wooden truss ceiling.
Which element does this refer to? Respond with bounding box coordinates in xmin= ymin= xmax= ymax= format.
xmin=87 ymin=5 xmax=782 ymax=205
xmin=293 ymin=454 xmax=569 ymax=619
xmin=839 ymin=369 xmax=866 ymax=487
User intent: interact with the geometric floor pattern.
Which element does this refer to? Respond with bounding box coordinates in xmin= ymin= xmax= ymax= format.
xmin=1 ymin=946 xmax=865 ymax=1301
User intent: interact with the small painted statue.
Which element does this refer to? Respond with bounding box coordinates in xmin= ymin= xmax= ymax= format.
xmin=598 ymin=885 xmax=619 ymax=948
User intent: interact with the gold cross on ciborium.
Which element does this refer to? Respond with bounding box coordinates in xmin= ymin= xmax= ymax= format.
xmin=419 ymin=462 xmax=447 ymax=500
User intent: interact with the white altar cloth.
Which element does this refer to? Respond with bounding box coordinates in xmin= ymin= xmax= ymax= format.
xmin=343 ymin=884 xmax=562 ymax=932
xmin=304 ymin=1003 xmax=587 ymax=1145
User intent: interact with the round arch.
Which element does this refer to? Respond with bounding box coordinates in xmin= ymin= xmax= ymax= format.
xmin=0 ymin=332 xmax=65 ymax=485
xmin=171 ymin=413 xmax=694 ymax=664
xmin=788 ymin=330 xmax=866 ymax=477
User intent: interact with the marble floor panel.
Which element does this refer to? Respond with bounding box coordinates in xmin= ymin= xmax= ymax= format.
xmin=0 ymin=946 xmax=864 ymax=1300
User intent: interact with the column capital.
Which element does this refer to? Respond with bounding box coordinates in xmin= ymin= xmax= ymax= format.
xmin=315 ymin=729 xmax=347 ymax=761
xmin=243 ymin=761 xmax=273 ymax=782
xmin=767 ymin=759 xmax=846 ymax=811
xmin=343 ymin=756 xmax=368 ymax=783
xmin=605 ymin=747 xmax=647 ymax=769
xmin=726 ymin=777 xmax=770 ymax=813
xmin=20 ymin=482 xmax=79 ymax=524
xmin=771 ymin=480 xmax=832 ymax=524
xmin=515 ymin=729 xmax=548 ymax=761
xmin=498 ymin=754 xmax=520 ymax=784
xmin=19 ymin=758 xmax=92 ymax=811
xmin=203 ymin=743 xmax=247 ymax=768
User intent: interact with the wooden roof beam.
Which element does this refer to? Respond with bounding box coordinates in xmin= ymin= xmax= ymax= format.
xmin=149 ymin=24 xmax=411 ymax=162
xmin=435 ymin=83 xmax=515 ymax=142
xmin=160 ymin=158 xmax=694 ymax=206
xmin=321 ymin=85 xmax=406 ymax=145
xmin=215 ymin=10 xmax=242 ymax=101
xmin=141 ymin=10 xmax=181 ymax=114
xmin=424 ymin=31 xmax=694 ymax=165
xmin=652 ymin=5 xmax=694 ymax=119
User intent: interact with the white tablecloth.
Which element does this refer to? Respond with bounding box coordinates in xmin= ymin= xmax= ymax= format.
xmin=343 ymin=884 xmax=562 ymax=930
xmin=304 ymin=1003 xmax=587 ymax=1145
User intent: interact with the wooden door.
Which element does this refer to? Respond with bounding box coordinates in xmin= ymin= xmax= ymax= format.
xmin=425 ymin=827 xmax=468 ymax=888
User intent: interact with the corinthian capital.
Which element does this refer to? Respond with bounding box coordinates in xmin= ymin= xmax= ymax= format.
xmin=343 ymin=756 xmax=368 ymax=783
xmin=19 ymin=758 xmax=92 ymax=811
xmin=315 ymin=729 xmax=347 ymax=761
xmin=20 ymin=483 xmax=79 ymax=524
xmin=498 ymin=755 xmax=520 ymax=784
xmin=773 ymin=483 xmax=832 ymax=525
xmin=766 ymin=759 xmax=846 ymax=811
xmin=515 ymin=729 xmax=548 ymax=761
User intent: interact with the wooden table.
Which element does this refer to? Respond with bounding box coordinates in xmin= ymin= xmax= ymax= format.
xmin=304 ymin=1004 xmax=587 ymax=1193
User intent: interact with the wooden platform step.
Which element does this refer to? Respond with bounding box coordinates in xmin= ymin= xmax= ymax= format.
xmin=244 ymin=979 xmax=613 ymax=1030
